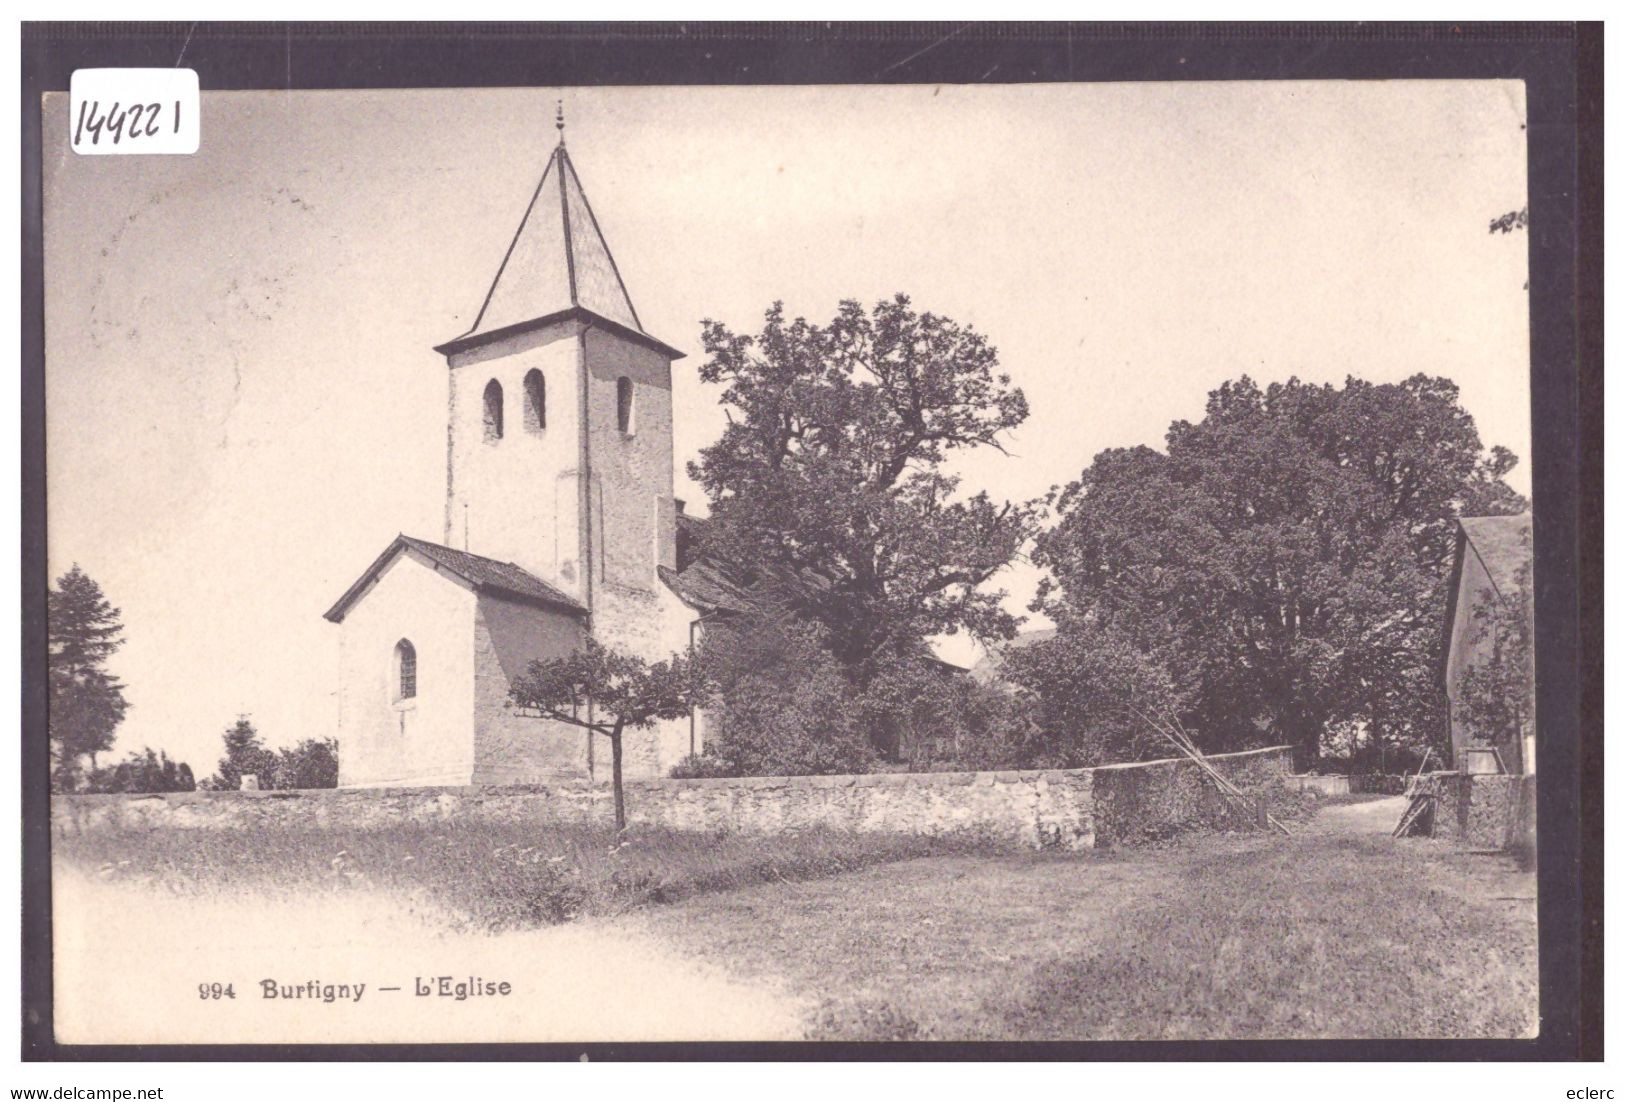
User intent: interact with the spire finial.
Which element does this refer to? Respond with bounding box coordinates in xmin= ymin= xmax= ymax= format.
xmin=555 ymin=99 xmax=565 ymax=144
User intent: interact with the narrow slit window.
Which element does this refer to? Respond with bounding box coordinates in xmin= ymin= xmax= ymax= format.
xmin=395 ymin=639 xmax=417 ymax=701
xmin=523 ymin=369 xmax=546 ymax=432
xmin=483 ymin=379 xmax=504 ymax=442
xmin=616 ymin=376 xmax=634 ymax=435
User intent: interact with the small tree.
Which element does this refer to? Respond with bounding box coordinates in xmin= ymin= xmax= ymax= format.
xmin=47 ymin=565 xmax=129 ymax=791
xmin=209 ymin=716 xmax=276 ymax=791
xmin=509 ymin=640 xmax=709 ymax=831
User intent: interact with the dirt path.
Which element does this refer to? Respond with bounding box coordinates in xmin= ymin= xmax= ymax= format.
xmin=52 ymin=868 xmax=808 ymax=1045
xmin=1302 ymin=794 xmax=1409 ymax=835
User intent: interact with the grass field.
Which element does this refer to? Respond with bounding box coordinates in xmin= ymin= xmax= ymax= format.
xmin=54 ymin=819 xmax=1001 ymax=932
xmin=612 ymin=806 xmax=1538 ymax=1040
xmin=52 ymin=798 xmax=1537 ymax=1041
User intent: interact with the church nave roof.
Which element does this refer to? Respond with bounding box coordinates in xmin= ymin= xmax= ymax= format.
xmin=323 ymin=534 xmax=586 ymax=623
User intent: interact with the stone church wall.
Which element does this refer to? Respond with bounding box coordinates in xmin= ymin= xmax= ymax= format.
xmin=444 ymin=325 xmax=585 ymax=592
xmin=335 ymin=553 xmax=478 ymax=788
xmin=470 ymin=592 xmax=590 ymax=785
xmin=53 ymin=746 xmax=1292 ymax=850
xmin=582 ymin=326 xmax=676 ymax=593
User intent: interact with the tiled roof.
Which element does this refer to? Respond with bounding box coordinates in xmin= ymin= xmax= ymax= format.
xmin=660 ymin=511 xmax=965 ymax=673
xmin=324 ymin=535 xmax=585 ymax=623
xmin=663 ymin=511 xmax=829 ymax=615
xmin=434 ymin=142 xmax=681 ymax=360
xmin=968 ymin=627 xmax=1058 ymax=685
xmin=398 ymin=537 xmax=584 ymax=611
xmin=664 ymin=511 xmax=761 ymax=615
xmin=658 ymin=563 xmax=758 ymax=617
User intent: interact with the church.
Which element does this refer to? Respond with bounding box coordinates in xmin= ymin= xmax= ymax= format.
xmin=324 ymin=121 xmax=715 ymax=788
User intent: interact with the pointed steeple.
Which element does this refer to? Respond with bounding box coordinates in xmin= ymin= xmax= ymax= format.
xmin=436 ymin=132 xmax=679 ymax=359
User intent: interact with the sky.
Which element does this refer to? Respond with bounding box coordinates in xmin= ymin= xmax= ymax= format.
xmin=41 ymin=81 xmax=1531 ymax=772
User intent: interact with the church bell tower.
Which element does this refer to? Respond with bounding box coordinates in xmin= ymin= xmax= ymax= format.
xmin=432 ymin=111 xmax=685 ymax=630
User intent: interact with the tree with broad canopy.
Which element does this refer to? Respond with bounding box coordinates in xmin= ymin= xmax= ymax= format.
xmin=689 ymin=294 xmax=1043 ymax=696
xmin=1019 ymin=374 xmax=1525 ymax=768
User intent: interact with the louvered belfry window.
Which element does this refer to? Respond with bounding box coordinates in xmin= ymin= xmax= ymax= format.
xmin=524 ymin=369 xmax=546 ymax=431
xmin=616 ymin=376 xmax=634 ymax=434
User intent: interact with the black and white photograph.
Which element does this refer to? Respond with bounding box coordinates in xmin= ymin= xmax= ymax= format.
xmin=21 ymin=22 xmax=1599 ymax=1068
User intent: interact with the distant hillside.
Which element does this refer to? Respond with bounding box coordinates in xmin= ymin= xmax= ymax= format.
xmin=968 ymin=627 xmax=1057 ymax=685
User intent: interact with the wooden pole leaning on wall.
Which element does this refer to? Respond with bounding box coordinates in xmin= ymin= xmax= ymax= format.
xmin=1134 ymin=708 xmax=1294 ymax=837
xmin=1403 ymin=747 xmax=1433 ymax=798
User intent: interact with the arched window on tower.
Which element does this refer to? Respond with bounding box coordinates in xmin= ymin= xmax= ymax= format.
xmin=616 ymin=376 xmax=634 ymax=435
xmin=395 ymin=639 xmax=417 ymax=701
xmin=483 ymin=379 xmax=504 ymax=442
xmin=523 ymin=369 xmax=546 ymax=432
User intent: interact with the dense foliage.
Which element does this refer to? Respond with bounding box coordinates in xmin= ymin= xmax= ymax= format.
xmin=204 ymin=718 xmax=338 ymax=791
xmin=272 ymin=737 xmax=341 ymax=790
xmin=682 ymin=618 xmax=875 ymax=777
xmin=1019 ymin=375 xmax=1525 ymax=766
xmin=675 ymin=614 xmax=1030 ymax=778
xmin=683 ymin=295 xmax=1043 ymax=770
xmin=1453 ymin=562 xmax=1535 ymax=759
xmin=47 ymin=566 xmax=129 ymax=792
xmin=690 ymin=295 xmax=1042 ymax=688
xmin=83 ymin=747 xmax=195 ymax=794
xmin=1001 ymin=623 xmax=1186 ymax=768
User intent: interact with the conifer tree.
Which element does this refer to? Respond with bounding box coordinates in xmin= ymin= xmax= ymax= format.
xmin=47 ymin=565 xmax=129 ymax=792
xmin=211 ymin=716 xmax=276 ymax=791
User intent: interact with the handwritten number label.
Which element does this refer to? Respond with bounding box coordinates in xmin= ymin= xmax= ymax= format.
xmin=70 ymin=69 xmax=199 ymax=155
xmin=73 ymin=101 xmax=176 ymax=147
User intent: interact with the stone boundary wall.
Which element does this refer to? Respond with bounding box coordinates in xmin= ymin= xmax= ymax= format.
xmin=51 ymin=745 xmax=1293 ymax=850
xmin=1348 ymin=774 xmax=1411 ymax=795
xmin=1417 ymin=772 xmax=1536 ymax=852
xmin=1091 ymin=746 xmax=1295 ymax=846
xmin=1281 ymin=773 xmax=1410 ymax=796
xmin=1284 ymin=774 xmax=1352 ymax=797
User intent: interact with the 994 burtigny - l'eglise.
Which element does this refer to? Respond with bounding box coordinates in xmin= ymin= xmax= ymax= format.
xmin=323 ymin=119 xmax=713 ymax=788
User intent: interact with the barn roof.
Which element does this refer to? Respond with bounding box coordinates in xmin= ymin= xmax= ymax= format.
xmin=323 ymin=535 xmax=586 ymax=623
xmin=1441 ymin=512 xmax=1533 ymax=668
xmin=1457 ymin=513 xmax=1534 ymax=596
